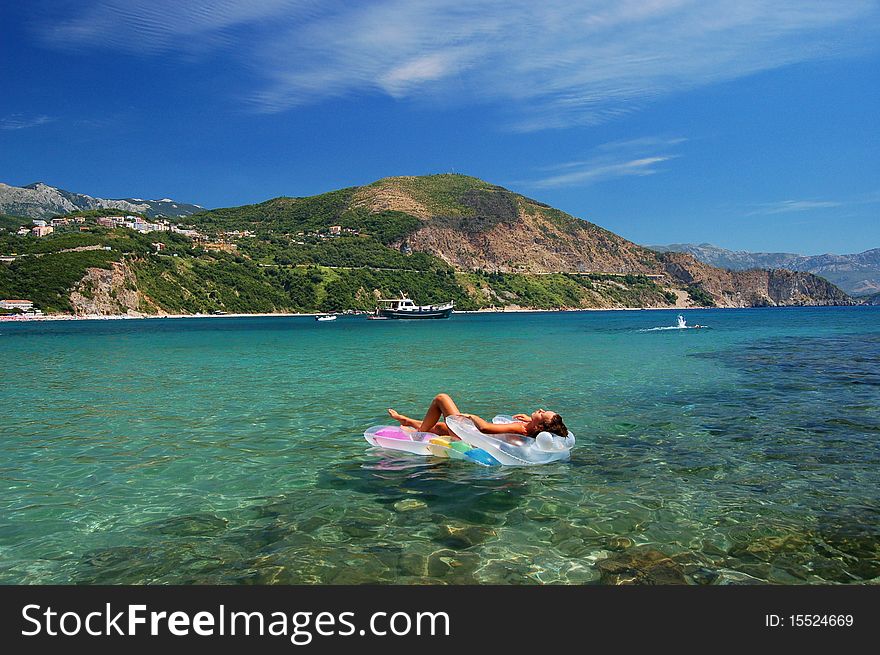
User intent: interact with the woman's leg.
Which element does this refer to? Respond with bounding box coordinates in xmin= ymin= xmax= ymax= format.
xmin=386 ymin=411 xmax=455 ymax=438
xmin=388 ymin=394 xmax=461 ymax=432
xmin=430 ymin=422 xmax=454 ymax=437
xmin=387 ymin=409 xmax=422 ymax=430
xmin=417 ymin=393 xmax=460 ymax=432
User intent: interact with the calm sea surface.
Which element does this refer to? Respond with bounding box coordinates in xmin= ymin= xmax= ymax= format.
xmin=1 ymin=307 xmax=878 ymax=584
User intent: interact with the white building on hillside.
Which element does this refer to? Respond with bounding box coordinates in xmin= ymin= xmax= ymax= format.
xmin=0 ymin=299 xmax=34 ymax=311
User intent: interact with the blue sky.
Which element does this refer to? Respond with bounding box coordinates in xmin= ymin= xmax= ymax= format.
xmin=1 ymin=1 xmax=878 ymax=254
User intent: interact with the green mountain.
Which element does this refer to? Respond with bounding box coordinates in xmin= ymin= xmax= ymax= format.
xmin=0 ymin=175 xmax=853 ymax=315
xmin=187 ymin=175 xmax=657 ymax=274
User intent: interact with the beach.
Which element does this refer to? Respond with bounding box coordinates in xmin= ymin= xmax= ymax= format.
xmin=0 ymin=300 xmax=706 ymax=322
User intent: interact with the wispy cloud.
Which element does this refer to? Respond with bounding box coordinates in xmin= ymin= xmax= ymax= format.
xmin=531 ymin=156 xmax=676 ymax=189
xmin=523 ymin=135 xmax=684 ymax=188
xmin=34 ymin=1 xmax=880 ymax=129
xmin=0 ymin=114 xmax=55 ymax=130
xmin=747 ymin=188 xmax=880 ymax=215
xmin=748 ymin=199 xmax=844 ymax=215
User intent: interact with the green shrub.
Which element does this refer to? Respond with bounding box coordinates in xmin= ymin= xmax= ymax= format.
xmin=687 ymin=284 xmax=716 ymax=307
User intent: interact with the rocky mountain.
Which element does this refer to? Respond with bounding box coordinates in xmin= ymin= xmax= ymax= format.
xmin=187 ymin=174 xmax=850 ymax=308
xmin=1 ymin=174 xmax=853 ymax=314
xmin=650 ymin=242 xmax=880 ymax=296
xmin=0 ymin=182 xmax=203 ymax=220
xmin=189 ymin=175 xmax=659 ymax=274
xmin=657 ymin=252 xmax=851 ymax=307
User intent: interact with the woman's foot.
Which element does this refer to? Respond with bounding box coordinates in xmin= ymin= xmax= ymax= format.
xmin=388 ymin=409 xmax=424 ymax=431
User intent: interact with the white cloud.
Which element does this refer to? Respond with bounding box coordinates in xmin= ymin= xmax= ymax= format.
xmin=523 ymin=135 xmax=684 ymax=188
xmin=35 ymin=1 xmax=880 ymax=129
xmin=748 ymin=199 xmax=843 ymax=215
xmin=379 ymin=52 xmax=468 ymax=97
xmin=532 ymin=156 xmax=675 ymax=188
xmin=0 ymin=114 xmax=54 ymax=130
xmin=38 ymin=1 xmax=317 ymax=52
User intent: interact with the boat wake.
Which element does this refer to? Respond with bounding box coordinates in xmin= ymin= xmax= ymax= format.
xmin=640 ymin=314 xmax=709 ymax=332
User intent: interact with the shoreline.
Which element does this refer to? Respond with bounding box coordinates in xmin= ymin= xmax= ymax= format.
xmin=0 ymin=304 xmax=860 ymax=323
xmin=0 ymin=305 xmax=702 ymax=322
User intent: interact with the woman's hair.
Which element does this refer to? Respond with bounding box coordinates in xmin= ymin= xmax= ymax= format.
xmin=529 ymin=412 xmax=569 ymax=438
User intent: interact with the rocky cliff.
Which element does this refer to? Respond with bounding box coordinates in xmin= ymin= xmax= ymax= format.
xmin=651 ymin=242 xmax=880 ymax=296
xmin=658 ymin=252 xmax=853 ymax=307
xmin=69 ymin=261 xmax=161 ymax=316
xmin=351 ymin=176 xmax=661 ymax=274
xmin=353 ymin=176 xmax=851 ymax=306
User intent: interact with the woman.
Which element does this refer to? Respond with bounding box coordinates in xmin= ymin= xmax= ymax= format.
xmin=387 ymin=393 xmax=569 ymax=440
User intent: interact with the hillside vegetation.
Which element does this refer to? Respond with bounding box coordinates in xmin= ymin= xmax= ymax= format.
xmin=0 ymin=174 xmax=852 ymax=315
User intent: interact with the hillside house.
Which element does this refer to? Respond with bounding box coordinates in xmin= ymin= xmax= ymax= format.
xmin=0 ymin=299 xmax=34 ymax=311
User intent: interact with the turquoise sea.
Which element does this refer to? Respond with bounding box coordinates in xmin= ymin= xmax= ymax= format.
xmin=1 ymin=307 xmax=878 ymax=584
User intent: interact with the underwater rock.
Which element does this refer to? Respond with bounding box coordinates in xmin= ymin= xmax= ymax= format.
xmin=398 ymin=553 xmax=429 ymax=577
xmin=474 ymin=557 xmax=539 ymax=584
xmin=342 ymin=505 xmax=394 ymax=526
xmin=607 ymin=536 xmax=634 ymax=551
xmin=140 ymin=513 xmax=228 ymax=537
xmin=553 ymin=537 xmax=592 ymax=558
xmin=434 ymin=524 xmax=496 ymax=549
xmin=296 ymin=516 xmax=329 ymax=534
xmin=713 ymin=570 xmax=767 ymax=585
xmin=340 ymin=521 xmax=382 ymax=539
xmin=595 ymin=547 xmax=688 ymax=585
xmin=393 ymin=498 xmax=427 ymax=512
xmin=727 ymin=533 xmax=812 ymax=561
xmin=547 ymin=522 xmax=600 ymax=544
xmin=223 ymin=519 xmax=316 ymax=554
xmin=427 ymin=549 xmax=480 ymax=582
xmin=82 ymin=545 xmax=153 ymax=568
xmin=816 ymin=518 xmax=880 ymax=581
xmin=329 ymin=555 xmax=391 ymax=584
xmin=689 ymin=567 xmax=721 ymax=585
xmin=77 ymin=533 xmax=260 ymax=585
xmin=559 ymin=562 xmax=601 ymax=584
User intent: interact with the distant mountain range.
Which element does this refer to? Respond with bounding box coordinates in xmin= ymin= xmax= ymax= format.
xmin=649 ymin=243 xmax=880 ymax=296
xmin=0 ymin=182 xmax=203 ymax=220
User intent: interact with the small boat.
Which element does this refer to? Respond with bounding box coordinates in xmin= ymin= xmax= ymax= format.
xmin=316 ymin=314 xmax=337 ymax=322
xmin=374 ymin=294 xmax=453 ymax=320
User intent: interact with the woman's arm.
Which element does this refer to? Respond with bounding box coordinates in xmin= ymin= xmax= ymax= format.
xmin=460 ymin=414 xmax=528 ymax=435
